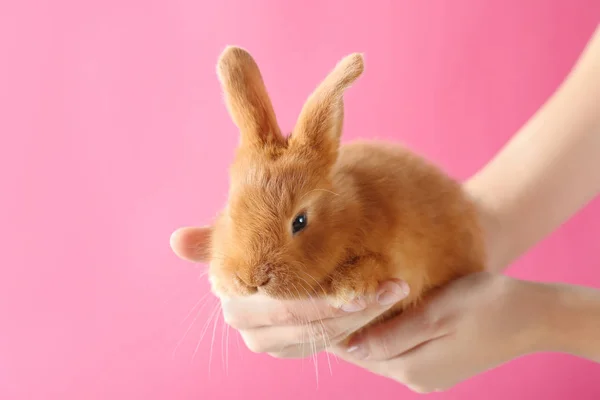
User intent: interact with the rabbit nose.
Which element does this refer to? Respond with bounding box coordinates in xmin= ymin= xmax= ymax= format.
xmin=254 ymin=263 xmax=273 ymax=287
xmin=236 ymin=264 xmax=273 ymax=288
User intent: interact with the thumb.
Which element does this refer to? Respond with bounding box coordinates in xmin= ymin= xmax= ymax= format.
xmin=337 ymin=299 xmax=450 ymax=362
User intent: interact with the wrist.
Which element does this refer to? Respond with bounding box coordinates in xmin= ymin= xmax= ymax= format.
xmin=501 ymin=279 xmax=558 ymax=356
xmin=464 ymin=177 xmax=516 ymax=273
xmin=492 ymin=277 xmax=592 ymax=359
xmin=537 ymin=283 xmax=600 ymax=362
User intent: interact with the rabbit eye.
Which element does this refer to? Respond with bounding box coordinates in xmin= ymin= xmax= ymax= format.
xmin=292 ymin=213 xmax=308 ymax=234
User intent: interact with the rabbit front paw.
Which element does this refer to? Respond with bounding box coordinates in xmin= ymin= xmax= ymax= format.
xmin=328 ymin=257 xmax=386 ymax=309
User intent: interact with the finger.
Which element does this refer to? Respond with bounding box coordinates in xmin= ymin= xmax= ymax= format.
xmin=236 ymin=307 xmax=373 ymax=355
xmin=328 ymin=345 xmax=400 ymax=389
xmin=236 ymin=285 xmax=411 ymax=355
xmin=339 ymin=300 xmax=451 ymax=361
xmin=170 ymin=226 xmax=212 ymax=262
xmin=223 ymin=279 xmax=410 ymax=330
xmin=240 ymin=325 xmax=335 ymax=358
xmin=221 ymin=295 xmax=351 ymax=330
xmin=328 ymin=343 xmax=446 ymax=394
xmin=222 ymin=291 xmax=375 ymax=330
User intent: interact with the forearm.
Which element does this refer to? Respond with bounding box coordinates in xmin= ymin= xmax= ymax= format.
xmin=538 ymin=282 xmax=600 ymax=363
xmin=466 ymin=25 xmax=600 ymax=272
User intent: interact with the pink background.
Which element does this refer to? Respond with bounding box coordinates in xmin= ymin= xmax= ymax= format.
xmin=1 ymin=1 xmax=599 ymax=399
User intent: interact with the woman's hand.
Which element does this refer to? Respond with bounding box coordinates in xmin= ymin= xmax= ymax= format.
xmin=330 ymin=272 xmax=556 ymax=393
xmin=219 ymin=280 xmax=410 ymax=358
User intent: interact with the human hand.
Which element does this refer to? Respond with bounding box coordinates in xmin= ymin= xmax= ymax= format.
xmin=330 ymin=272 xmax=554 ymax=393
xmin=219 ymin=280 xmax=410 ymax=358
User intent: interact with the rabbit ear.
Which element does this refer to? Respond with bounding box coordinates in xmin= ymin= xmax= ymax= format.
xmin=170 ymin=226 xmax=212 ymax=263
xmin=217 ymin=46 xmax=285 ymax=149
xmin=290 ymin=53 xmax=364 ymax=161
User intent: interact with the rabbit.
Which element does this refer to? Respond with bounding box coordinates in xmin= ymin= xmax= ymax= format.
xmin=181 ymin=46 xmax=486 ymax=336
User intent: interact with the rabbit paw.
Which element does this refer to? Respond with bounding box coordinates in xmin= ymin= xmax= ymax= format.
xmin=328 ymin=257 xmax=386 ymax=310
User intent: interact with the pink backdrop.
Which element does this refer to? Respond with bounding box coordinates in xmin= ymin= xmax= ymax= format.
xmin=2 ymin=1 xmax=599 ymax=399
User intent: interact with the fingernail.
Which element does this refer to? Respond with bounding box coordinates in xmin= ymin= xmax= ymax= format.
xmin=376 ymin=280 xmax=410 ymax=306
xmin=340 ymin=297 xmax=366 ymax=312
xmin=347 ymin=344 xmax=369 ymax=360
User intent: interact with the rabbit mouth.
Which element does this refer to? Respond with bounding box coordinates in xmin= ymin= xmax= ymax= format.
xmin=253 ymin=275 xmax=291 ymax=298
xmin=211 ymin=261 xmax=329 ymax=300
xmin=259 ymin=275 xmax=326 ymax=301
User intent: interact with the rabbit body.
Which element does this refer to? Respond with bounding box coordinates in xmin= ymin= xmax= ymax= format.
xmin=189 ymin=46 xmax=485 ymax=336
xmin=319 ymin=139 xmax=485 ymax=324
